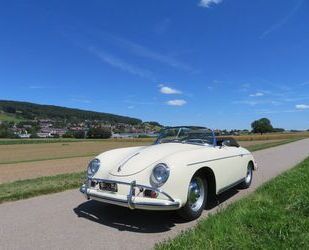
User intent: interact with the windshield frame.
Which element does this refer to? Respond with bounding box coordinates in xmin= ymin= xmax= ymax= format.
xmin=155 ymin=126 xmax=217 ymax=146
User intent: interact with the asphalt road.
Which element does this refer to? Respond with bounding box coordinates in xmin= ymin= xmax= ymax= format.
xmin=1 ymin=139 xmax=309 ymax=250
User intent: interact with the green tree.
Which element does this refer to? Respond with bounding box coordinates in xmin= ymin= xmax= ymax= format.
xmin=0 ymin=122 xmax=16 ymax=138
xmin=144 ymin=121 xmax=162 ymax=127
xmin=52 ymin=133 xmax=60 ymax=138
xmin=73 ymin=130 xmax=86 ymax=139
xmin=87 ymin=127 xmax=112 ymax=139
xmin=251 ymin=118 xmax=273 ymax=134
xmin=3 ymin=106 xmax=16 ymax=113
xmin=272 ymin=128 xmax=285 ymax=133
xmin=62 ymin=131 xmax=74 ymax=138
xmin=30 ymin=132 xmax=39 ymax=138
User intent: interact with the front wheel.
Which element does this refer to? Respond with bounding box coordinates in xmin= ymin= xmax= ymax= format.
xmin=178 ymin=175 xmax=207 ymax=221
xmin=239 ymin=163 xmax=253 ymax=189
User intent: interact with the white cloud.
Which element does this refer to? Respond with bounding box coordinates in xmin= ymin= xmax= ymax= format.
xmin=233 ymin=99 xmax=282 ymax=106
xmin=233 ymin=100 xmax=258 ymax=106
xmin=260 ymin=0 xmax=304 ymax=39
xmin=98 ymin=32 xmax=192 ymax=71
xmin=199 ymin=0 xmax=223 ymax=8
xmin=159 ymin=85 xmax=182 ymax=94
xmin=257 ymin=109 xmax=302 ymax=115
xmin=29 ymin=85 xmax=57 ymax=89
xmin=124 ymin=100 xmax=155 ymax=105
xmin=166 ymin=99 xmax=187 ymax=106
xmin=237 ymin=83 xmax=251 ymax=93
xmin=154 ymin=18 xmax=171 ymax=35
xmin=300 ymin=81 xmax=309 ymax=86
xmin=29 ymin=85 xmax=46 ymax=89
xmin=87 ymin=46 xmax=154 ymax=80
xmin=296 ymin=104 xmax=309 ymax=110
xmin=249 ymin=92 xmax=264 ymax=97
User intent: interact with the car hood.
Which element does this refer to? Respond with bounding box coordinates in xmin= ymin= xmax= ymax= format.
xmin=107 ymin=143 xmax=200 ymax=176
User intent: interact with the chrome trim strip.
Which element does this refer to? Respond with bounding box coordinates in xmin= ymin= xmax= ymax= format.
xmin=187 ymin=154 xmax=251 ymax=166
xmin=89 ymin=192 xmax=180 ymax=211
xmin=127 ymin=180 xmax=136 ymax=209
xmin=89 ymin=178 xmax=175 ymax=202
xmin=117 ymin=152 xmax=140 ymax=172
xmin=217 ymin=177 xmax=245 ymax=194
xmin=80 ymin=178 xmax=180 ymax=211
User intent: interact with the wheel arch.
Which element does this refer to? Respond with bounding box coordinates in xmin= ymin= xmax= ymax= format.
xmin=248 ymin=160 xmax=255 ymax=170
xmin=193 ymin=166 xmax=216 ymax=202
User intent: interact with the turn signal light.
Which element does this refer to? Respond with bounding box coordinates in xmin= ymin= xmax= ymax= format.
xmin=144 ymin=189 xmax=158 ymax=198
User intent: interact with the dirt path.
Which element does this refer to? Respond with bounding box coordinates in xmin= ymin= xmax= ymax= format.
xmin=1 ymin=139 xmax=309 ymax=250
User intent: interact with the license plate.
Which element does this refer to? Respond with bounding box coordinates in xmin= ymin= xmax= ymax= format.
xmin=99 ymin=182 xmax=118 ymax=192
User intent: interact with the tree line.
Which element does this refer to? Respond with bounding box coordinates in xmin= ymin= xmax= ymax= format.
xmin=62 ymin=127 xmax=112 ymax=139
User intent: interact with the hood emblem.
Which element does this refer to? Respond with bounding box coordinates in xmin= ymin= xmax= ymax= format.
xmin=117 ymin=152 xmax=140 ymax=172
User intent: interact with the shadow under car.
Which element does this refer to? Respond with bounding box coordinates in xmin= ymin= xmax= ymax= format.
xmin=73 ymin=187 xmax=240 ymax=233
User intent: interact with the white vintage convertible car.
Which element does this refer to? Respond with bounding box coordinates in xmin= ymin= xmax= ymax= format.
xmin=80 ymin=126 xmax=257 ymax=220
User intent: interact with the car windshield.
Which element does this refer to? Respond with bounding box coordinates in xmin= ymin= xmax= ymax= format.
xmin=155 ymin=127 xmax=215 ymax=146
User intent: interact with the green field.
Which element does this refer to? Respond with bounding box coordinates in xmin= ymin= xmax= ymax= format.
xmin=0 ymin=113 xmax=24 ymax=122
xmin=157 ymin=157 xmax=309 ymax=250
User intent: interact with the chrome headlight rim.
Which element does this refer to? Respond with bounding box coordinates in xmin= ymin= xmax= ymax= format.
xmin=87 ymin=158 xmax=100 ymax=178
xmin=151 ymin=163 xmax=170 ymax=187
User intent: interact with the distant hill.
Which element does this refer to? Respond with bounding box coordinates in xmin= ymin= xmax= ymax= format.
xmin=0 ymin=100 xmax=142 ymax=125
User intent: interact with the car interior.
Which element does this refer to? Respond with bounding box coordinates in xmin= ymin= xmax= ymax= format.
xmin=216 ymin=137 xmax=240 ymax=147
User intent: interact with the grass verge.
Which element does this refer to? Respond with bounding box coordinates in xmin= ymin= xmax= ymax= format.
xmin=245 ymin=138 xmax=301 ymax=152
xmin=0 ymin=172 xmax=85 ymax=203
xmin=156 ymin=157 xmax=309 ymax=250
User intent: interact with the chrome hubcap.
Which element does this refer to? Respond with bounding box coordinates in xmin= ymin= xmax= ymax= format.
xmin=245 ymin=167 xmax=252 ymax=184
xmin=188 ymin=177 xmax=205 ymax=212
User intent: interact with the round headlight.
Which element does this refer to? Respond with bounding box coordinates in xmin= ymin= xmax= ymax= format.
xmin=87 ymin=159 xmax=100 ymax=178
xmin=151 ymin=163 xmax=170 ymax=186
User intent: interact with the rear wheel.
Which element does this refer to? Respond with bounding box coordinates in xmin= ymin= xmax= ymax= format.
xmin=178 ymin=175 xmax=207 ymax=221
xmin=239 ymin=163 xmax=253 ymax=189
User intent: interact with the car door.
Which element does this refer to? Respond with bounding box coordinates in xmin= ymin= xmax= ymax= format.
xmin=215 ymin=145 xmax=246 ymax=192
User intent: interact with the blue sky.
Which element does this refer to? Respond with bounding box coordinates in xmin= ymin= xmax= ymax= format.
xmin=1 ymin=0 xmax=309 ymax=129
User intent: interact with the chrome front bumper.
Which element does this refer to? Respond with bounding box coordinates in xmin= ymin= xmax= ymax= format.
xmin=80 ymin=178 xmax=181 ymax=211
